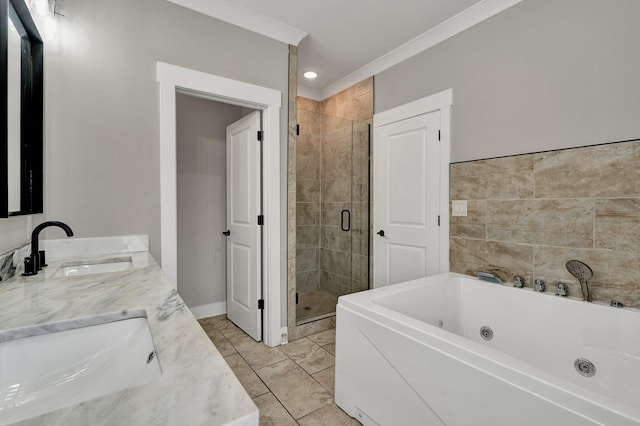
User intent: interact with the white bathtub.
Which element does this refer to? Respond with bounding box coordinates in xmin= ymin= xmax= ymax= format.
xmin=335 ymin=272 xmax=640 ymax=426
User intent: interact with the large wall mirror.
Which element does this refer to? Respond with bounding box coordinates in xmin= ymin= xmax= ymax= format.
xmin=1 ymin=0 xmax=43 ymax=217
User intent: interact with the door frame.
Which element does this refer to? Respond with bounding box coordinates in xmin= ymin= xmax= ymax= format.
xmin=157 ymin=62 xmax=282 ymax=347
xmin=373 ymin=89 xmax=452 ymax=279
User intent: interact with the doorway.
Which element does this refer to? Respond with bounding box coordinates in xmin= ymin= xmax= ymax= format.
xmin=176 ymin=94 xmax=263 ymax=340
xmin=157 ymin=62 xmax=283 ymax=347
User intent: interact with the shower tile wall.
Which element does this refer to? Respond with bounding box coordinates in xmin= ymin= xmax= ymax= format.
xmin=296 ymin=77 xmax=373 ymax=308
xmin=450 ymin=139 xmax=640 ymax=308
xmin=296 ymin=106 xmax=322 ymax=295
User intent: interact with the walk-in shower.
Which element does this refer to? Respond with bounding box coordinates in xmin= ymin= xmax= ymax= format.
xmin=295 ymin=110 xmax=370 ymax=325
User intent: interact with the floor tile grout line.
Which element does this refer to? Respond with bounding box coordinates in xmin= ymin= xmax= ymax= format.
xmin=201 ymin=315 xmax=348 ymax=425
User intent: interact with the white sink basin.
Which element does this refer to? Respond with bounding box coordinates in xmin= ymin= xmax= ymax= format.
xmin=54 ymin=257 xmax=134 ymax=277
xmin=0 ymin=311 xmax=161 ymax=425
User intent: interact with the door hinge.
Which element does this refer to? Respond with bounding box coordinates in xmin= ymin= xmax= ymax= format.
xmin=438 ymin=215 xmax=441 ymax=226
xmin=257 ymin=215 xmax=264 ymax=225
xmin=296 ymin=124 xmax=300 ymax=136
xmin=438 ymin=130 xmax=441 ymax=141
xmin=257 ymin=130 xmax=263 ymax=141
xmin=258 ymin=299 xmax=264 ymax=310
xmin=295 ymin=293 xmax=299 ymax=304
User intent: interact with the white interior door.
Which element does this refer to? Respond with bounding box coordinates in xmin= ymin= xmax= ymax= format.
xmin=374 ymin=111 xmax=441 ymax=287
xmin=226 ymin=111 xmax=262 ymax=341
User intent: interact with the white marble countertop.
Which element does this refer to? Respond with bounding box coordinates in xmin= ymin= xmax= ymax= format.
xmin=0 ymin=236 xmax=258 ymax=425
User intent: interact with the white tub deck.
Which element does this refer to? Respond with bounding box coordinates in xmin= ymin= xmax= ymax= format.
xmin=335 ymin=272 xmax=640 ymax=426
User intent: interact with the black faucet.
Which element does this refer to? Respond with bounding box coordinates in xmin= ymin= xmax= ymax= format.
xmin=22 ymin=221 xmax=74 ymax=276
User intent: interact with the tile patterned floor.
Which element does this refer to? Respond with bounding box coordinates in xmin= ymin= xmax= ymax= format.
xmin=198 ymin=315 xmax=359 ymax=425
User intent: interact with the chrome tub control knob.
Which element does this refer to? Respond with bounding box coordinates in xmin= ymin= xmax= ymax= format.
xmin=534 ymin=279 xmax=545 ymax=292
xmin=556 ymin=283 xmax=568 ymax=297
xmin=513 ymin=276 xmax=525 ymax=288
xmin=610 ymin=300 xmax=624 ymax=308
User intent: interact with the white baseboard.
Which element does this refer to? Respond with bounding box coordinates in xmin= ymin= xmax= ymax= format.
xmin=189 ymin=301 xmax=226 ymax=319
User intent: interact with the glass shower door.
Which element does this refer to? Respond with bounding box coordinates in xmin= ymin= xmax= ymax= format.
xmin=295 ymin=113 xmax=370 ymax=325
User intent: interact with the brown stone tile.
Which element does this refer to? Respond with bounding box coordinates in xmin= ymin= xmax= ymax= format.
xmin=297 ymin=181 xmax=320 ymax=203
xmin=450 ymin=238 xmax=533 ymax=285
xmin=234 ymin=339 xmax=289 ymax=370
xmin=289 ymin=317 xmax=334 ymax=341
xmin=297 ymin=225 xmax=320 ymax=249
xmin=450 ymin=200 xmax=487 ymax=240
xmin=197 ymin=314 xmax=227 ymax=331
xmin=204 ymin=327 xmax=237 ymax=357
xmin=533 ymin=246 xmax=640 ymax=308
xmin=296 ymin=270 xmax=320 ymax=293
xmin=298 ymin=404 xmax=359 ymax=426
xmin=352 ymin=93 xmax=373 ymax=122
xmin=224 ymin=354 xmax=269 ymax=398
xmin=321 ymin=202 xmax=351 ymax=227
xmin=297 ymin=247 xmax=319 ymax=272
xmin=321 ymin=248 xmax=351 ymax=277
xmin=319 ymin=270 xmax=340 ymax=296
xmin=595 ymin=198 xmax=640 ymax=251
xmin=312 ymin=366 xmax=335 ymax=395
xmin=255 ymin=359 xmax=334 ymax=419
xmin=322 ymin=343 xmax=336 ymax=355
xmin=297 ymin=202 xmax=320 ymax=225
xmin=450 ymin=155 xmax=534 ymax=200
xmin=280 ymin=338 xmax=335 ymax=375
xmin=297 ymin=155 xmax=320 ymax=181
xmin=322 ymin=153 xmax=352 ymax=179
xmin=486 ymin=199 xmax=594 ymax=248
xmin=252 ymin=392 xmax=297 ymax=426
xmin=321 ymin=178 xmax=351 ymax=203
xmin=297 ymin=134 xmax=321 ymax=157
xmin=308 ymin=329 xmax=335 ymax=346
xmin=354 ymin=77 xmax=373 ymax=97
xmin=534 ymin=141 xmax=640 ymax=199
xmin=296 ymin=290 xmax=338 ymax=324
xmin=298 ymin=97 xmax=322 ymax=114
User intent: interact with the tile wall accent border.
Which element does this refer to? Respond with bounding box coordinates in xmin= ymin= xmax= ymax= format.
xmin=450 ymin=139 xmax=640 ymax=308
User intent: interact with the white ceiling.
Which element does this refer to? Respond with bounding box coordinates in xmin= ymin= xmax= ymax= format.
xmin=229 ymin=0 xmax=481 ymax=90
xmin=168 ymin=0 xmax=523 ymax=100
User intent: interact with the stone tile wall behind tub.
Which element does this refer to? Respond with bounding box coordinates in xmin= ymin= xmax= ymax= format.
xmin=450 ymin=139 xmax=640 ymax=308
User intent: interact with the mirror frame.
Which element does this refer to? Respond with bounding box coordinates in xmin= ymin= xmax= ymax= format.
xmin=0 ymin=0 xmax=43 ymax=217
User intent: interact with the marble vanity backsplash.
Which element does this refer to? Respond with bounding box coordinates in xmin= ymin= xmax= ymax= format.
xmin=450 ymin=139 xmax=640 ymax=308
xmin=0 ymin=244 xmax=29 ymax=283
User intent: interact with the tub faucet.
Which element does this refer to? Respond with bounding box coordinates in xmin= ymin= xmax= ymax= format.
xmin=22 ymin=221 xmax=74 ymax=276
xmin=556 ymin=283 xmax=568 ymax=297
xmin=513 ymin=276 xmax=525 ymax=288
xmin=534 ymin=279 xmax=545 ymax=292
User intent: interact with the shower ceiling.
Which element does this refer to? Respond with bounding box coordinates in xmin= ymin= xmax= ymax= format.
xmin=168 ymin=0 xmax=520 ymax=98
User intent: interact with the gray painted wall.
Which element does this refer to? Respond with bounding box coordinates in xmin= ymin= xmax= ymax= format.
xmin=41 ymin=0 xmax=289 ymax=266
xmin=176 ymin=94 xmax=244 ymax=309
xmin=375 ymin=0 xmax=640 ymax=162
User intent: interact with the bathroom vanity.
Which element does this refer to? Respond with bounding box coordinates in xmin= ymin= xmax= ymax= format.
xmin=0 ymin=235 xmax=258 ymax=425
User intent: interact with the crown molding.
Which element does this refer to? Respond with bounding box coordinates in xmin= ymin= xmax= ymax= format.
xmin=320 ymin=0 xmax=524 ymax=100
xmin=166 ymin=0 xmax=308 ymax=46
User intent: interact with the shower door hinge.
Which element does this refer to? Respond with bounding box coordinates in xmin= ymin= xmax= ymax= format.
xmin=296 ymin=124 xmax=300 ymax=136
xmin=257 ymin=130 xmax=263 ymax=141
xmin=437 ymin=215 xmax=440 ymax=226
xmin=438 ymin=130 xmax=441 ymax=141
xmin=295 ymin=293 xmax=299 ymax=304
xmin=257 ymin=215 xmax=264 ymax=225
xmin=258 ymin=299 xmax=264 ymax=310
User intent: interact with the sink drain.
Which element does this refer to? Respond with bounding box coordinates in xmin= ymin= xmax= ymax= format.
xmin=479 ymin=326 xmax=493 ymax=341
xmin=574 ymin=358 xmax=596 ymax=377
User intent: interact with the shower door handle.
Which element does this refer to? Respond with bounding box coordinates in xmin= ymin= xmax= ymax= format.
xmin=341 ymin=210 xmax=351 ymax=232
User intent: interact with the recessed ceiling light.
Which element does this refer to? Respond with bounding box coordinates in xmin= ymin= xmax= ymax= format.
xmin=303 ymin=71 xmax=318 ymax=79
